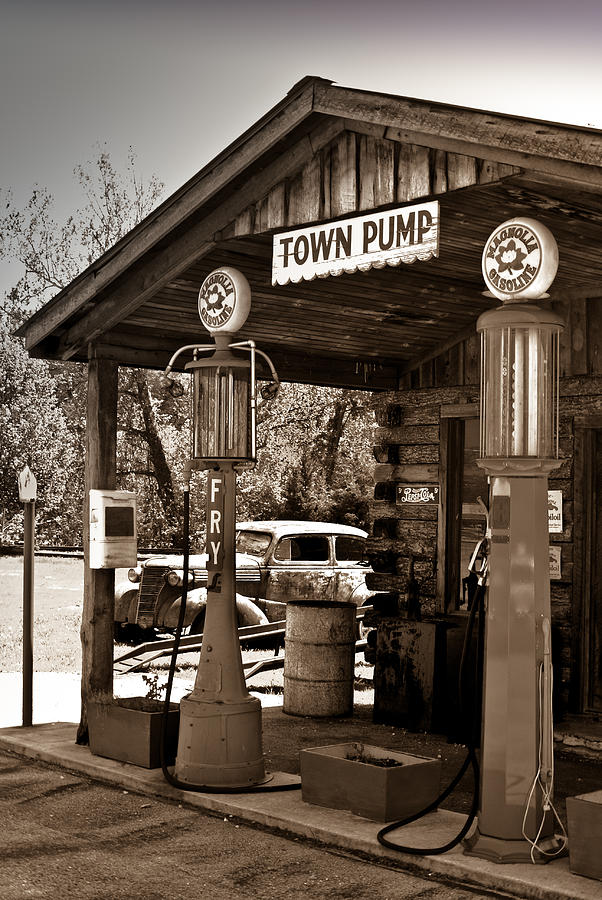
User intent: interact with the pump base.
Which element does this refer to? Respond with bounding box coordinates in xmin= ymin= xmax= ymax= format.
xmin=175 ymin=694 xmax=266 ymax=789
xmin=463 ymin=827 xmax=567 ymax=864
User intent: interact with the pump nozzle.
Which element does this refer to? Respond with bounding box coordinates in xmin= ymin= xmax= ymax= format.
xmin=161 ymin=375 xmax=185 ymax=398
xmin=260 ymin=381 xmax=280 ymax=400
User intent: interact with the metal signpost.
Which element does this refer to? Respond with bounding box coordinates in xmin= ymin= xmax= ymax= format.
xmin=18 ymin=465 xmax=37 ymax=727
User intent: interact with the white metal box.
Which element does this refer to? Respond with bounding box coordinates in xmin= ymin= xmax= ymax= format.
xmin=89 ymin=489 xmax=137 ymax=569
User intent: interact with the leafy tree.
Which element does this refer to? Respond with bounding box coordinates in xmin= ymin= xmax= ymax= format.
xmin=0 ymin=148 xmax=169 ymax=544
xmin=237 ymin=383 xmax=375 ymax=530
xmin=1 ymin=148 xmax=376 ymax=546
xmin=1 ymin=147 xmax=164 ymax=306
xmin=0 ymin=294 xmax=77 ymax=543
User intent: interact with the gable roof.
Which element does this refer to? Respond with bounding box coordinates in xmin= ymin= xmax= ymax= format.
xmin=18 ymin=76 xmax=602 ymax=390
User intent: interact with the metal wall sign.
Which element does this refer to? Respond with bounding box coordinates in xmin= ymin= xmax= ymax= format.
xmin=272 ymin=200 xmax=439 ymax=285
xmin=396 ymin=484 xmax=440 ymax=505
xmin=548 ymin=490 xmax=563 ymax=533
xmin=549 ymin=545 xmax=561 ymax=580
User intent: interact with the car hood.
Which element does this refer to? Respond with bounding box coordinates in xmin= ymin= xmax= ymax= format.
xmin=142 ymin=552 xmax=261 ymax=577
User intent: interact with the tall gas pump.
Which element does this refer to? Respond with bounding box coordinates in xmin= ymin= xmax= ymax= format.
xmin=162 ymin=267 xmax=280 ymax=789
xmin=464 ymin=218 xmax=567 ymax=862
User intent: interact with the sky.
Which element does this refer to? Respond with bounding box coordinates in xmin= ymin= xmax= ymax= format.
xmin=1 ymin=0 xmax=601 ymax=299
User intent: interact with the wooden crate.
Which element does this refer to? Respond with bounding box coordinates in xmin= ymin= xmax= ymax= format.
xmin=566 ymin=790 xmax=602 ymax=882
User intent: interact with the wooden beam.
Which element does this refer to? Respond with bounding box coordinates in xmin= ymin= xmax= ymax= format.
xmin=54 ymin=122 xmax=344 ymax=361
xmin=73 ymin=333 xmax=403 ymax=390
xmin=77 ymin=348 xmax=118 ymax=745
xmin=314 ymin=83 xmax=602 ymax=189
xmin=80 ymin=340 xmax=175 ymax=371
xmin=398 ymin=322 xmax=483 ymax=378
xmin=509 ymin=171 xmax=602 ymax=197
xmin=248 ymin=346 xmax=401 ymax=391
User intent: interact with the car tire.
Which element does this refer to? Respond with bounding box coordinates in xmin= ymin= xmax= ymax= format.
xmin=355 ymin=604 xmax=373 ymax=642
xmin=190 ymin=611 xmax=206 ymax=635
xmin=114 ymin=622 xmax=144 ymax=644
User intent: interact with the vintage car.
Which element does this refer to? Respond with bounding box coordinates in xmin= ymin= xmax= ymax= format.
xmin=114 ymin=520 xmax=373 ymax=641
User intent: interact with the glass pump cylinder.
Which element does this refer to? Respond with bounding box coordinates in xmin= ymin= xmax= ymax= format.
xmin=186 ymin=351 xmax=253 ymax=462
xmin=478 ymin=304 xmax=563 ymax=459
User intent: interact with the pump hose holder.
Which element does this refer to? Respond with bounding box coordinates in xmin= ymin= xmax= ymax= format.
xmin=377 ymin=580 xmax=486 ymax=855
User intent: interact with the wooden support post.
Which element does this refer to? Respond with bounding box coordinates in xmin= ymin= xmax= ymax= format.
xmin=77 ymin=348 xmax=118 ymax=744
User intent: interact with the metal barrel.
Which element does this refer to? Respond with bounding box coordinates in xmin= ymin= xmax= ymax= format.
xmin=283 ymin=600 xmax=356 ymax=717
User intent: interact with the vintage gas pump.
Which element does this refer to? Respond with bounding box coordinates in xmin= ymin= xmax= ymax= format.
xmin=464 ymin=218 xmax=567 ymax=862
xmin=162 ymin=267 xmax=280 ymax=789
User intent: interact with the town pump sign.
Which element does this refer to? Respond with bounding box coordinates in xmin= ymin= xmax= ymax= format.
xmin=272 ymin=200 xmax=439 ymax=285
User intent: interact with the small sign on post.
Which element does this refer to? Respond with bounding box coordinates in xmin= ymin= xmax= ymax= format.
xmin=18 ymin=466 xmax=37 ymax=728
xmin=18 ymin=465 xmax=37 ymax=502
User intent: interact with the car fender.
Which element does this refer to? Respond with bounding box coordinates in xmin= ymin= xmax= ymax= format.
xmin=159 ymin=586 xmax=207 ymax=629
xmin=348 ymin=580 xmax=375 ymax=606
xmin=236 ymin=595 xmax=269 ymax=627
xmin=114 ymin=582 xmax=139 ymax=624
xmin=160 ymin=589 xmax=268 ymax=630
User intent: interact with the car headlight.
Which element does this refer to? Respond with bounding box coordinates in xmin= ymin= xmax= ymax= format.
xmin=127 ymin=567 xmax=141 ymax=583
xmin=166 ymin=570 xmax=182 ymax=588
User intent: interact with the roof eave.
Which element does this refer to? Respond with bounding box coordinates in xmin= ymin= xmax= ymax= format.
xmin=17 ymin=76 xmax=327 ymax=346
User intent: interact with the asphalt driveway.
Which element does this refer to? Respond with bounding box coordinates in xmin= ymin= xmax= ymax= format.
xmin=1 ymin=748 xmax=500 ymax=900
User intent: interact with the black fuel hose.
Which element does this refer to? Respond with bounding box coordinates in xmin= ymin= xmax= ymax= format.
xmin=160 ymin=486 xmax=300 ymax=793
xmin=377 ymin=582 xmax=485 ymax=855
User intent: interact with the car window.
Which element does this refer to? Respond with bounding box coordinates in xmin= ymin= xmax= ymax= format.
xmin=274 ymin=535 xmax=330 ymax=563
xmin=236 ymin=530 xmax=272 ymax=557
xmin=335 ymin=535 xmax=366 ymax=564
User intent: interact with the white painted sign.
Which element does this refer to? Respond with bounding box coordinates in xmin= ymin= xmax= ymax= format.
xmin=396 ymin=484 xmax=440 ymax=505
xmin=17 ymin=465 xmax=37 ymax=502
xmin=272 ymin=200 xmax=439 ymax=285
xmin=207 ymin=471 xmax=225 ymax=580
xmin=549 ymin=545 xmax=561 ymax=580
xmin=548 ymin=490 xmax=563 ymax=533
xmin=482 ymin=217 xmax=558 ymax=302
xmin=198 ymin=267 xmax=251 ymax=334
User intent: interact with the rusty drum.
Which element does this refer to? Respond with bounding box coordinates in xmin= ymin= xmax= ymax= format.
xmin=283 ymin=600 xmax=356 ymax=717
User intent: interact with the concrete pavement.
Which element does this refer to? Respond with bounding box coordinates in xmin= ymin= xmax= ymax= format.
xmin=1 ymin=704 xmax=601 ymax=900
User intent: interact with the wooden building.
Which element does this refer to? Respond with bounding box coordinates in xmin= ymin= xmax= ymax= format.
xmin=17 ymin=77 xmax=602 ymax=736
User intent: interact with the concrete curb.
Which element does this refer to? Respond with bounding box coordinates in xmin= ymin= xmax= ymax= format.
xmin=1 ymin=722 xmax=600 ymax=900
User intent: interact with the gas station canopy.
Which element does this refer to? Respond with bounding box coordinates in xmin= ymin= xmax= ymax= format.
xmin=17 ymin=77 xmax=602 ymax=390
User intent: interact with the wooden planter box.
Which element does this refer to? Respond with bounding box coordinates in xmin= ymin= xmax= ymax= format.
xmin=300 ymin=742 xmax=441 ymax=822
xmin=88 ymin=699 xmax=180 ymax=769
xmin=567 ymin=790 xmax=602 ymax=882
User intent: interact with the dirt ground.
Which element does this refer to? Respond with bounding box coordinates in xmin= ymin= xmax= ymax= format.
xmin=0 ymin=748 xmax=505 ymax=900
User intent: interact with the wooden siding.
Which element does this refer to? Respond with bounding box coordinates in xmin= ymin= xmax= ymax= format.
xmin=230 ymin=131 xmax=520 ymax=237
